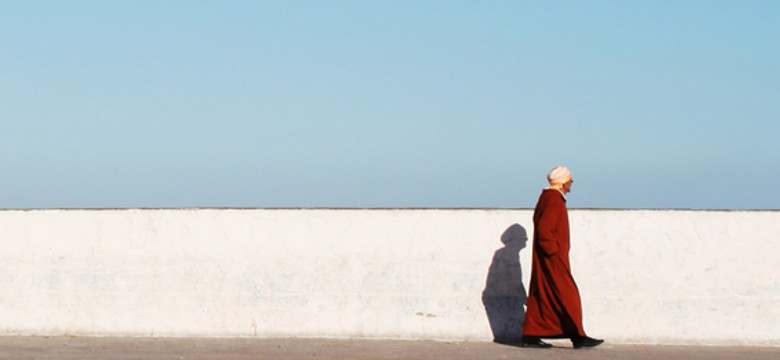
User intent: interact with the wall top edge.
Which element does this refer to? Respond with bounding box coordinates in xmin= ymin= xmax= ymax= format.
xmin=0 ymin=207 xmax=777 ymax=212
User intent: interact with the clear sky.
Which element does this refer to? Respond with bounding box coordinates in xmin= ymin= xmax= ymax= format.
xmin=2 ymin=1 xmax=778 ymax=209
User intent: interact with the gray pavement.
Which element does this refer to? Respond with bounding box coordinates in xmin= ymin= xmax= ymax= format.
xmin=0 ymin=337 xmax=777 ymax=360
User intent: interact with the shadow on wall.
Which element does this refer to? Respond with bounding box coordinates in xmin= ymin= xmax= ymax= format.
xmin=481 ymin=223 xmax=529 ymax=344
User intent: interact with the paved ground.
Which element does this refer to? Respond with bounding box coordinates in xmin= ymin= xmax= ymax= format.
xmin=0 ymin=337 xmax=777 ymax=360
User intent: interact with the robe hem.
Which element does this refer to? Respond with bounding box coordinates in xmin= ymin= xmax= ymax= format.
xmin=522 ymin=333 xmax=583 ymax=339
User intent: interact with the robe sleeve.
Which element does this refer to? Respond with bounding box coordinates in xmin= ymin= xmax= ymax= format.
xmin=535 ymin=194 xmax=561 ymax=257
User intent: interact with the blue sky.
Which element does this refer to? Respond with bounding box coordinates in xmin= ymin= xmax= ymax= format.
xmin=1 ymin=1 xmax=778 ymax=209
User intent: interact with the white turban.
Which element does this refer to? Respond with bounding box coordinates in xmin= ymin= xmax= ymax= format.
xmin=547 ymin=165 xmax=572 ymax=186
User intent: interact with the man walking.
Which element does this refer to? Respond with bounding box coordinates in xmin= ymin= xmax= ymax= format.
xmin=521 ymin=166 xmax=604 ymax=349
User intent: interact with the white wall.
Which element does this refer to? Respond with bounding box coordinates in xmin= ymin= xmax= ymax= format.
xmin=0 ymin=209 xmax=777 ymax=345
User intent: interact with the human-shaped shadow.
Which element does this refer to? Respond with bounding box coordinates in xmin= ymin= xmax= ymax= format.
xmin=481 ymin=223 xmax=529 ymax=344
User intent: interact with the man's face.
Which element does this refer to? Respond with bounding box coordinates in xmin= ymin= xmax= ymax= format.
xmin=562 ymin=179 xmax=574 ymax=194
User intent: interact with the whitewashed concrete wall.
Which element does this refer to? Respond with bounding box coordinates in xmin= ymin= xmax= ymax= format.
xmin=0 ymin=209 xmax=777 ymax=345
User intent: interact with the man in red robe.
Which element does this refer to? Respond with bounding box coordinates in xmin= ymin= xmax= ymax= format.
xmin=521 ymin=166 xmax=604 ymax=349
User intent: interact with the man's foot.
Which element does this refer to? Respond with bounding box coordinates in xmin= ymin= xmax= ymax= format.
xmin=572 ymin=336 xmax=604 ymax=349
xmin=520 ymin=337 xmax=553 ymax=348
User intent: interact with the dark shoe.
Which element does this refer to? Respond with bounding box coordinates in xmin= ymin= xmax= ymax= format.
xmin=520 ymin=337 xmax=553 ymax=348
xmin=572 ymin=336 xmax=604 ymax=349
